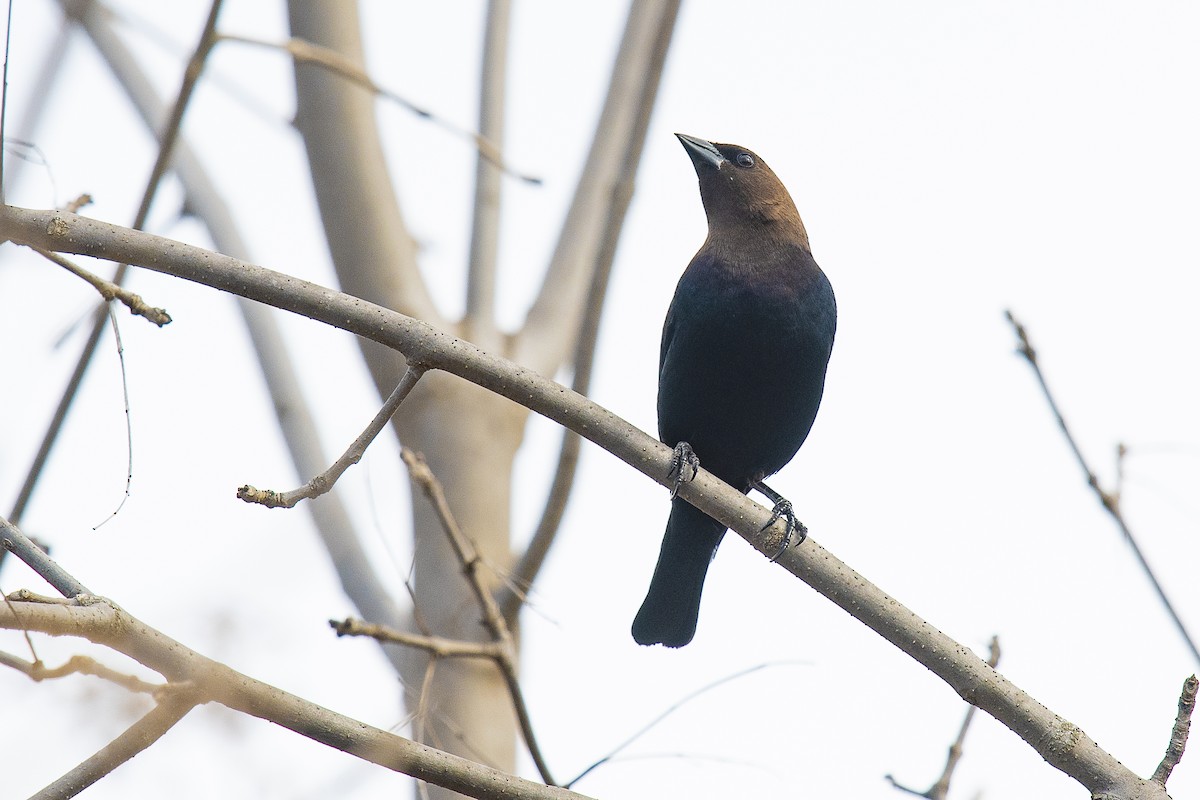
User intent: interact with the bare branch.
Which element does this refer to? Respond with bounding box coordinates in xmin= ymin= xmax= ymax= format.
xmin=19 ymin=652 xmax=162 ymax=695
xmin=30 ymin=688 xmax=199 ymax=800
xmin=1005 ymin=310 xmax=1200 ymax=664
xmin=514 ymin=0 xmax=680 ymax=375
xmin=401 ymin=448 xmax=556 ymax=786
xmin=0 ymin=594 xmax=594 ymax=800
xmin=238 ymin=367 xmax=425 ymax=508
xmin=50 ymin=0 xmax=409 ymax=657
xmin=288 ymin=0 xmax=442 ymax=352
xmin=1152 ymin=674 xmax=1197 ymax=786
xmin=332 ymin=617 xmax=504 ymax=660
xmin=499 ymin=78 xmax=644 ymax=617
xmin=465 ymin=0 xmax=513 ymax=351
xmin=566 ymin=662 xmax=803 ymax=788
xmin=218 ymin=32 xmax=537 ymax=187
xmin=1 ymin=516 xmax=90 ymax=597
xmin=8 ymin=0 xmax=224 ymax=527
xmin=887 ymin=637 xmax=1002 ymax=799
xmin=0 ymin=207 xmax=1177 ymax=800
xmin=34 ymin=247 xmax=171 ymax=326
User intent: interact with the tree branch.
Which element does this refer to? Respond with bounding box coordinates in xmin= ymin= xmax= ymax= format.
xmin=887 ymin=637 xmax=1001 ymax=799
xmin=513 ymin=0 xmax=680 ymax=375
xmin=288 ymin=0 xmax=442 ymax=362
xmin=53 ymin=0 xmax=410 ymax=661
xmin=331 ymin=617 xmax=505 ymax=660
xmin=217 ymin=32 xmax=536 ymax=186
xmin=0 ymin=595 xmax=593 ymax=800
xmin=0 ymin=206 xmax=1175 ymax=800
xmin=34 ymin=247 xmax=171 ymax=326
xmin=238 ymin=367 xmax=425 ymax=508
xmin=401 ymin=448 xmax=556 ymax=786
xmin=1152 ymin=674 xmax=1197 ymax=786
xmin=8 ymin=0 xmax=223 ymax=529
xmin=464 ymin=0 xmax=512 ymax=351
xmin=1005 ymin=310 xmax=1200 ymax=665
xmin=30 ymin=689 xmax=199 ymax=800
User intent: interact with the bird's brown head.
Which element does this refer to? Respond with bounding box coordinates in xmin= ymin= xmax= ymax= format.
xmin=676 ymin=133 xmax=810 ymax=253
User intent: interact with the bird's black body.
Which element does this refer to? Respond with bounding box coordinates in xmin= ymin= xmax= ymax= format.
xmin=632 ymin=134 xmax=837 ymax=648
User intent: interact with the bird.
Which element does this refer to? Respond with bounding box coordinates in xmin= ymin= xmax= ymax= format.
xmin=631 ymin=133 xmax=837 ymax=648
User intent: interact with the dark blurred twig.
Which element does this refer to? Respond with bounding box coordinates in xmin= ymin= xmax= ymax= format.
xmin=1005 ymin=310 xmax=1199 ymax=665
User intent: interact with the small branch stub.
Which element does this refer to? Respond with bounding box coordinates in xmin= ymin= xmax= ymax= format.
xmin=1152 ymin=674 xmax=1197 ymax=786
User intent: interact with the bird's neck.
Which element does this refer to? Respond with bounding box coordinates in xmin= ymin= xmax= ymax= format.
xmin=705 ymin=212 xmax=811 ymax=260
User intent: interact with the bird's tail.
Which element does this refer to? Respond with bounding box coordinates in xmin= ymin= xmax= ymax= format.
xmin=632 ymin=499 xmax=727 ymax=647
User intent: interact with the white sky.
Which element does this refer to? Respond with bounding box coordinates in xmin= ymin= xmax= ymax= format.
xmin=2 ymin=1 xmax=1199 ymax=798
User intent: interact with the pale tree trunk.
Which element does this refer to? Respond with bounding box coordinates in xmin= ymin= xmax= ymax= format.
xmin=287 ymin=1 xmax=679 ymax=795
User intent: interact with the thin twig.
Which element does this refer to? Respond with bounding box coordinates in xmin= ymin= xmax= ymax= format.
xmin=8 ymin=0 xmax=225 ymax=529
xmin=1152 ymin=674 xmax=1197 ymax=786
xmin=1 ymin=651 xmax=163 ymax=695
xmin=886 ymin=637 xmax=1002 ymax=799
xmin=0 ymin=0 xmax=15 ymax=204
xmin=331 ymin=617 xmax=504 ymax=660
xmin=1005 ymin=310 xmax=1200 ymax=665
xmin=565 ymin=662 xmax=803 ymax=788
xmin=31 ymin=688 xmax=199 ymax=800
xmin=401 ymin=448 xmax=557 ymax=787
xmin=239 ymin=367 xmax=425 ymax=508
xmin=218 ymin=32 xmax=539 ymax=185
xmin=35 ymin=247 xmax=171 ymax=325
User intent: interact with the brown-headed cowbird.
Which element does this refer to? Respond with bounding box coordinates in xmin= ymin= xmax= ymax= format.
xmin=631 ymin=134 xmax=837 ymax=647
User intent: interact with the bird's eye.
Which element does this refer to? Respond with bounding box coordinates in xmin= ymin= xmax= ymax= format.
xmin=736 ymin=153 xmax=755 ymax=168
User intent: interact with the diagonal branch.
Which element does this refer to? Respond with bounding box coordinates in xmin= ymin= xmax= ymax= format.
xmin=0 ymin=595 xmax=594 ymax=800
xmin=288 ymin=0 xmax=441 ymax=383
xmin=513 ymin=0 xmax=681 ymax=375
xmin=331 ymin=617 xmax=505 ymax=660
xmin=1005 ymin=310 xmax=1200 ymax=665
xmin=217 ymin=33 xmax=536 ymax=186
xmin=0 ymin=207 xmax=1177 ymax=800
xmin=464 ymin=0 xmax=512 ymax=352
xmin=401 ymin=448 xmax=556 ymax=786
xmin=50 ymin=0 xmax=408 ymax=659
xmin=34 ymin=247 xmax=171 ymax=326
xmin=499 ymin=0 xmax=680 ymax=619
xmin=1152 ymin=674 xmax=1197 ymax=786
xmin=887 ymin=637 xmax=1001 ymax=799
xmin=30 ymin=689 xmax=199 ymax=800
xmin=238 ymin=367 xmax=425 ymax=509
xmin=8 ymin=0 xmax=224 ymax=528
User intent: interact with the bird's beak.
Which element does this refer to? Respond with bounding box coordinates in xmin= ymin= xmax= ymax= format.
xmin=676 ymin=133 xmax=727 ymax=170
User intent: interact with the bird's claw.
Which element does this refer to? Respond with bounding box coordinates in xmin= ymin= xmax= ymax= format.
xmin=667 ymin=441 xmax=700 ymax=499
xmin=763 ymin=499 xmax=807 ymax=562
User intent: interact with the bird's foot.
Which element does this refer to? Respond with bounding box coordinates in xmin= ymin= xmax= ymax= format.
xmin=667 ymin=441 xmax=700 ymax=498
xmin=762 ymin=499 xmax=808 ymax=561
xmin=752 ymin=480 xmax=808 ymax=561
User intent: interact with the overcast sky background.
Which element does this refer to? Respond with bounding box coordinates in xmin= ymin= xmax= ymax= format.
xmin=2 ymin=2 xmax=1199 ymax=798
